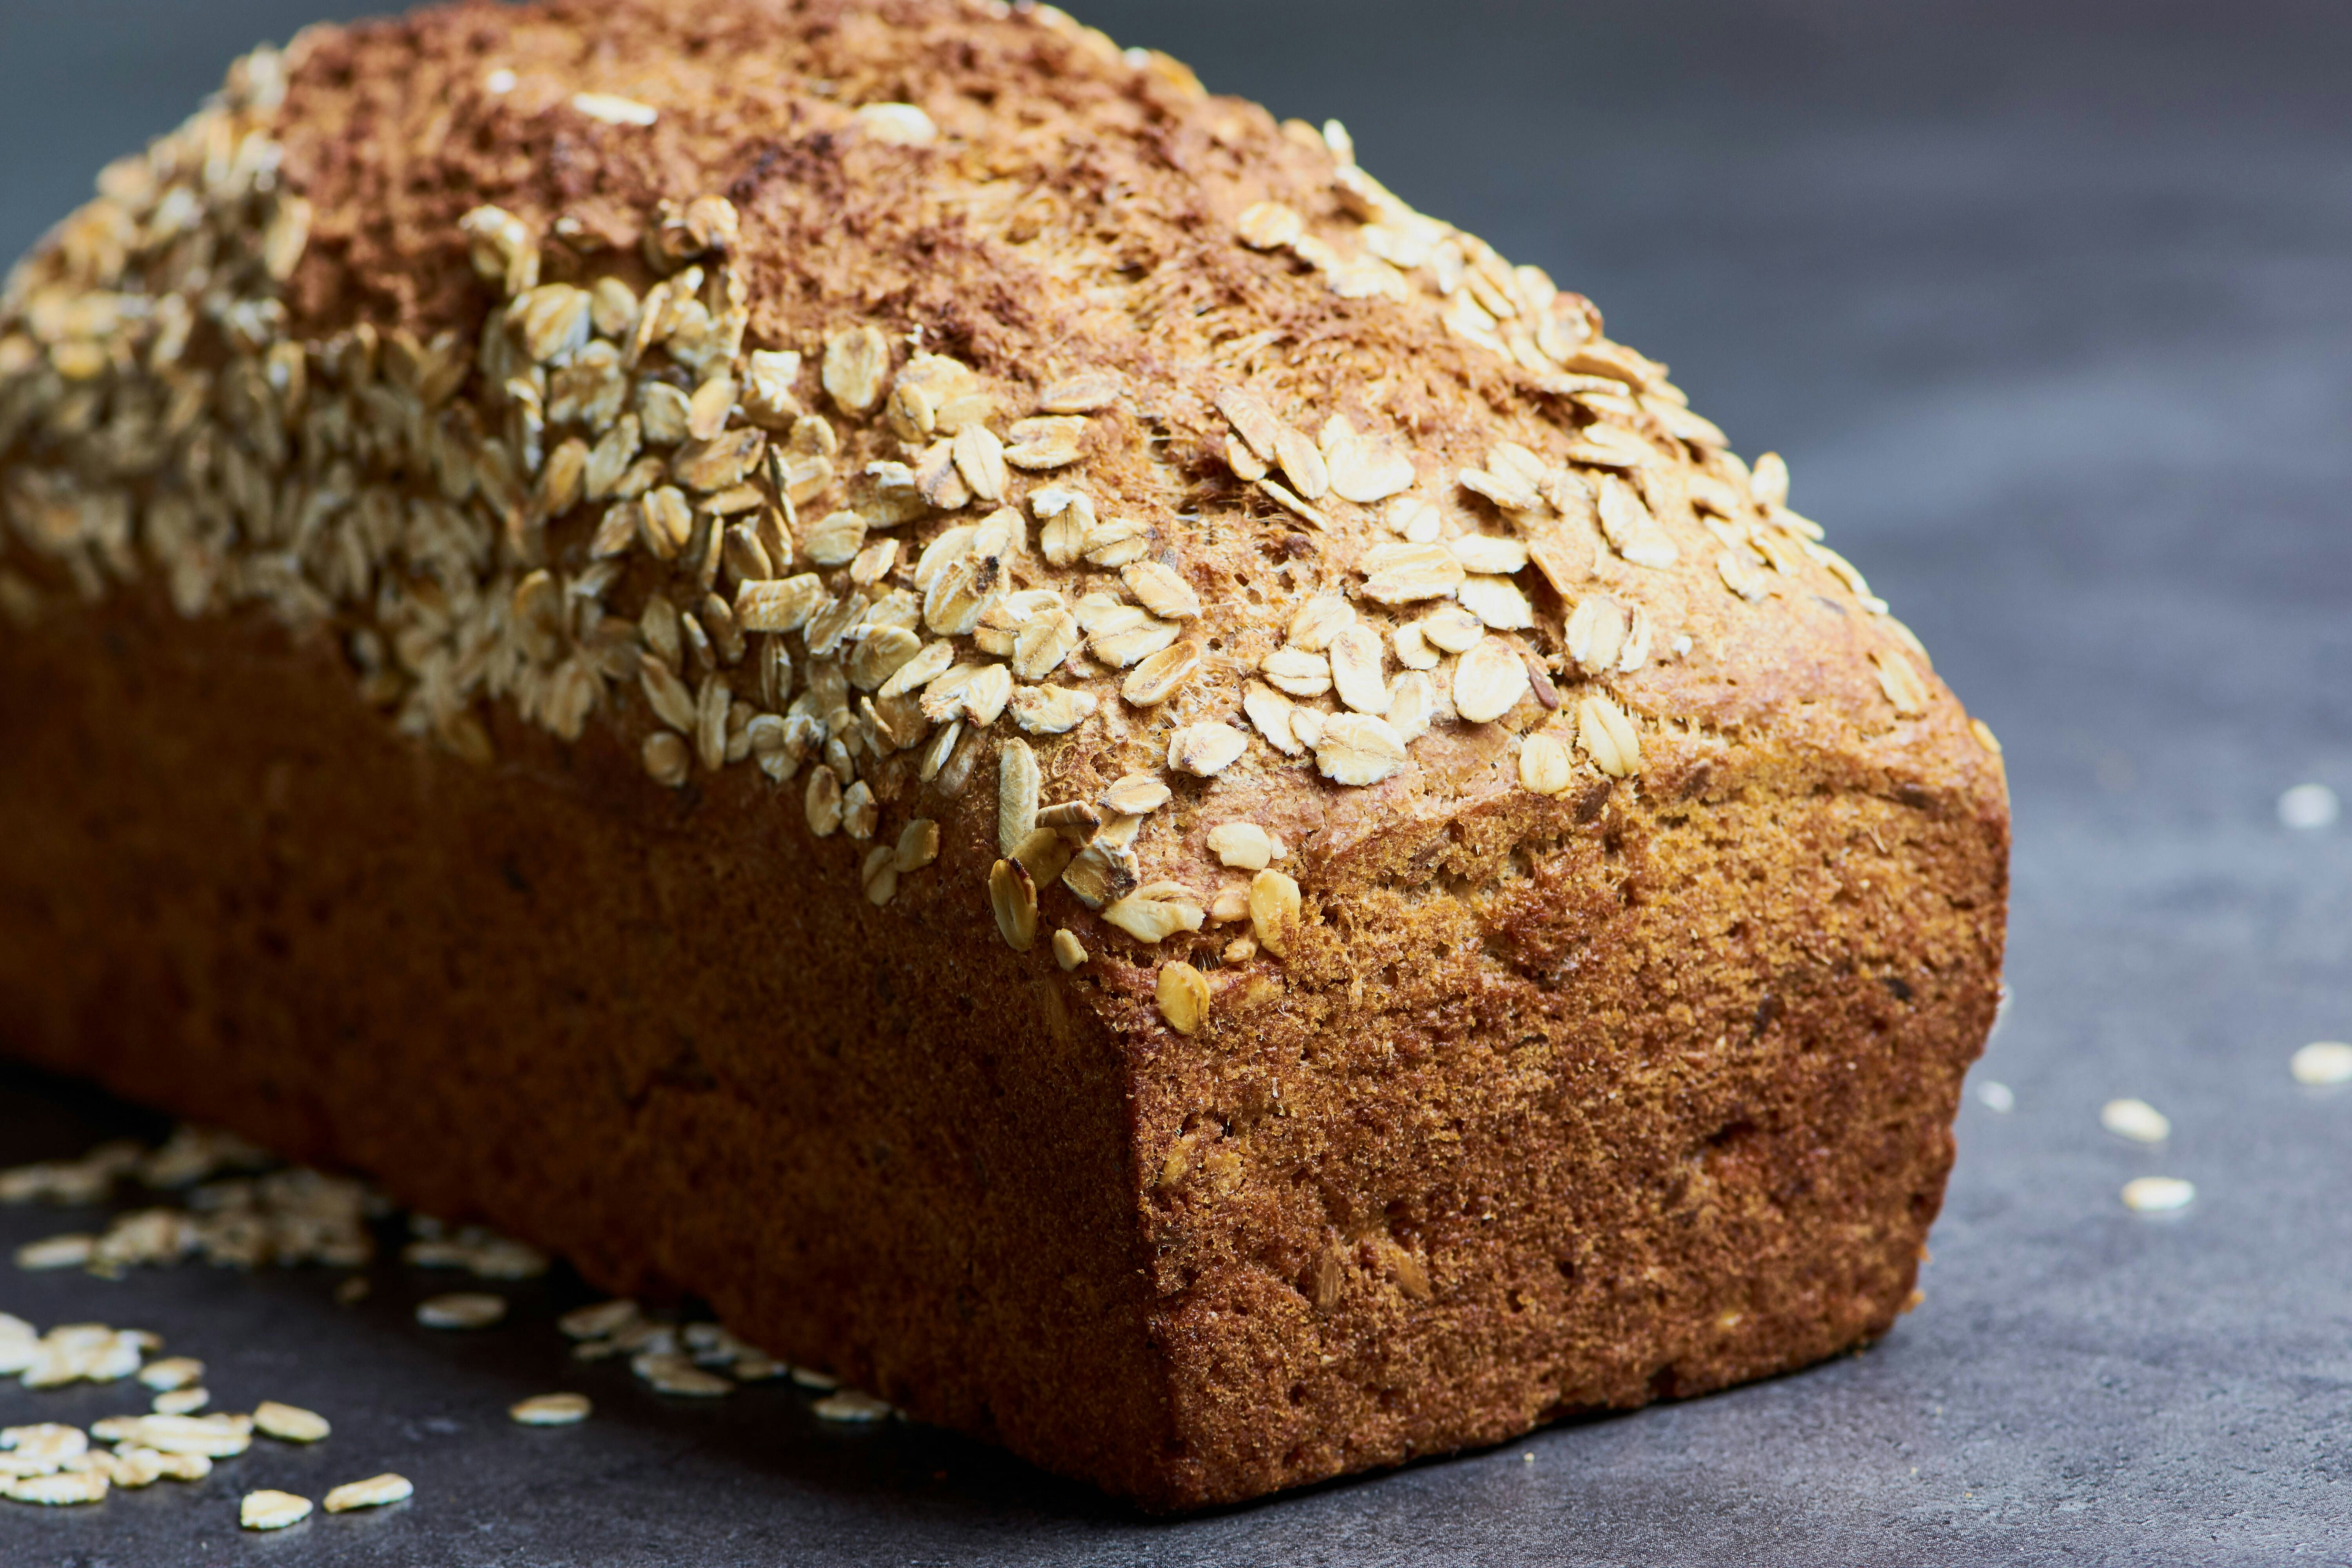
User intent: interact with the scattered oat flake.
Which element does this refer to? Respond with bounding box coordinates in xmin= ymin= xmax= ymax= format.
xmin=2278 ymin=782 xmax=2338 ymax=830
xmin=559 ymin=1302 xmax=642 ymax=1346
xmin=15 ymin=1233 xmax=95 ymax=1271
xmin=1976 ymin=1080 xmax=2016 ymax=1113
xmin=2290 ymin=1042 xmax=2352 ymax=1085
xmin=812 ymin=1390 xmax=893 ymax=1423
xmin=416 ymin=1292 xmax=507 ymax=1330
xmin=2120 ymin=1177 xmax=2194 ymax=1214
xmin=510 ymin=1392 xmax=592 ymax=1426
xmin=9 ymin=1471 xmax=108 ymax=1505
xmin=323 ymin=1473 xmax=412 ymax=1513
xmin=138 ymin=1355 xmax=203 ymax=1392
xmin=2100 ymin=1098 xmax=2171 ymax=1144
xmin=241 ymin=1489 xmax=312 ymax=1530
xmin=254 ymin=1400 xmax=330 ymax=1443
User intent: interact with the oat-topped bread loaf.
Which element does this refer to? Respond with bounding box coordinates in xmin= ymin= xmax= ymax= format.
xmin=0 ymin=0 xmax=2007 ymax=1510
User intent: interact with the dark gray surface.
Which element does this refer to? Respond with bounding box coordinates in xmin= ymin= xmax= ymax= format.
xmin=4 ymin=1 xmax=2352 ymax=1562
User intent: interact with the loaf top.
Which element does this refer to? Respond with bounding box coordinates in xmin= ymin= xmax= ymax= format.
xmin=0 ymin=0 xmax=2004 ymax=1000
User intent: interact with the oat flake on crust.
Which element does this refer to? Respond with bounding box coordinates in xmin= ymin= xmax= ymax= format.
xmin=0 ymin=0 xmax=1969 ymax=1024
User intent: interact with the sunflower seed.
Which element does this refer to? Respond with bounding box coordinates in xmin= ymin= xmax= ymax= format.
xmin=1750 ymin=451 xmax=1790 ymax=508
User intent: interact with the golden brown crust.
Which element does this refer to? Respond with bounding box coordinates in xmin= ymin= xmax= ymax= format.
xmin=0 ymin=0 xmax=2008 ymax=1510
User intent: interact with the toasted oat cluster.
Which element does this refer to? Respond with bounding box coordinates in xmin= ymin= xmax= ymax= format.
xmin=0 ymin=3 xmax=1973 ymax=1031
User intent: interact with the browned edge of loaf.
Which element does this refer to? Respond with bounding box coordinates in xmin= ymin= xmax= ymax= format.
xmin=0 ymin=0 xmax=2010 ymax=1510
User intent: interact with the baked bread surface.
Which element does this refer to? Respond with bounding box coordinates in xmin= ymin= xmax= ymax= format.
xmin=0 ymin=0 xmax=2008 ymax=1508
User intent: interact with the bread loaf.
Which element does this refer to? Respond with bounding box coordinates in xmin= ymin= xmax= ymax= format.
xmin=0 ymin=0 xmax=2008 ymax=1510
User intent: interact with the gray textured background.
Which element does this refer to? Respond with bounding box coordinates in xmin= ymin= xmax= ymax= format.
xmin=4 ymin=1 xmax=2352 ymax=1562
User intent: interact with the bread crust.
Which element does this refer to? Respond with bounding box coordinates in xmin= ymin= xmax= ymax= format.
xmin=0 ymin=0 xmax=2007 ymax=1509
